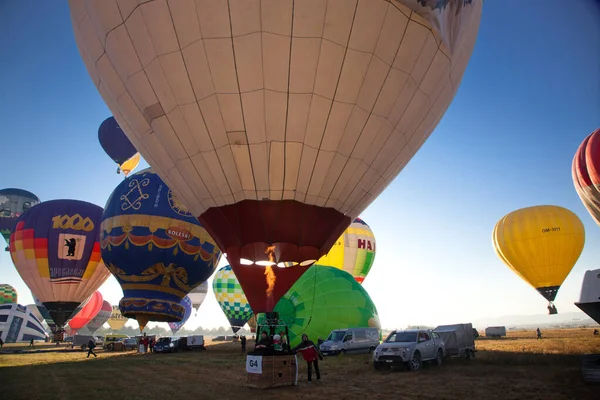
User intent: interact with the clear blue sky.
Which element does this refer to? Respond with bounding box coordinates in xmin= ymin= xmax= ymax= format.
xmin=1 ymin=1 xmax=599 ymax=330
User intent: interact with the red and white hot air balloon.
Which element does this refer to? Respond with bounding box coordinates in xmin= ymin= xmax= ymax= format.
xmin=573 ymin=128 xmax=600 ymax=227
xmin=68 ymin=0 xmax=483 ymax=313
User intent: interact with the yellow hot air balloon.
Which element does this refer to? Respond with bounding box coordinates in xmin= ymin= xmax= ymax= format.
xmin=316 ymin=217 xmax=376 ymax=284
xmin=107 ymin=305 xmax=127 ymax=331
xmin=492 ymin=205 xmax=585 ymax=314
xmin=119 ymin=153 xmax=141 ymax=177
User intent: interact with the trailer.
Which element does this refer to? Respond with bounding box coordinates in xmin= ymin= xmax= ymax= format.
xmin=186 ymin=335 xmax=206 ymax=351
xmin=485 ymin=326 xmax=507 ymax=338
xmin=434 ymin=323 xmax=476 ymax=359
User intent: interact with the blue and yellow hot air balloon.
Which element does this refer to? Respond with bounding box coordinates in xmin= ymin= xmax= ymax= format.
xmin=98 ymin=116 xmax=141 ymax=176
xmin=0 ymin=188 xmax=40 ymax=251
xmin=100 ymin=168 xmax=222 ymax=330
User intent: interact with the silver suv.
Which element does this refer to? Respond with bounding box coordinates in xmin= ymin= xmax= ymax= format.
xmin=373 ymin=329 xmax=445 ymax=371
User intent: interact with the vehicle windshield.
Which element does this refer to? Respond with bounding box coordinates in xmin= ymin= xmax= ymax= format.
xmin=157 ymin=338 xmax=171 ymax=344
xmin=386 ymin=332 xmax=418 ymax=343
xmin=326 ymin=331 xmax=346 ymax=342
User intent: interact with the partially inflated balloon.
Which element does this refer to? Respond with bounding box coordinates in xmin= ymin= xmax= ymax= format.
xmin=81 ymin=301 xmax=112 ymax=334
xmin=107 ymin=305 xmax=127 ymax=331
xmin=33 ymin=295 xmax=56 ymax=331
xmin=100 ymin=168 xmax=221 ymax=330
xmin=316 ymin=218 xmax=376 ymax=283
xmin=0 ymin=304 xmax=48 ymax=343
xmin=0 ymin=188 xmax=40 ymax=251
xmin=168 ymin=296 xmax=192 ymax=335
xmin=257 ymin=265 xmax=380 ymax=348
xmin=213 ymin=265 xmax=253 ymax=334
xmin=188 ymin=281 xmax=208 ymax=317
xmin=0 ymin=284 xmax=17 ymax=304
xmin=573 ymin=128 xmax=600 ymax=227
xmin=66 ymin=291 xmax=104 ymax=335
xmin=98 ymin=116 xmax=140 ymax=176
xmin=247 ymin=314 xmax=257 ymax=333
xmin=492 ymin=205 xmax=585 ymax=312
xmin=10 ymin=200 xmax=111 ymax=327
xmin=69 ymin=0 xmax=483 ymax=313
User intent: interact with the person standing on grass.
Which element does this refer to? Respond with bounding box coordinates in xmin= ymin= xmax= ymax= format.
xmin=0 ymin=337 xmax=4 ymax=348
xmin=292 ymin=334 xmax=324 ymax=383
xmin=536 ymin=328 xmax=542 ymax=339
xmin=240 ymin=335 xmax=247 ymax=353
xmin=29 ymin=339 xmax=34 ymax=348
xmin=87 ymin=337 xmax=97 ymax=358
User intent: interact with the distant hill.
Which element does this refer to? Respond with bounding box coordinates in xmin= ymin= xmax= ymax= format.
xmin=471 ymin=311 xmax=598 ymax=330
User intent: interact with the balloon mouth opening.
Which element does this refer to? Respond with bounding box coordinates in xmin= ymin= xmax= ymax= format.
xmin=237 ymin=257 xmax=316 ymax=268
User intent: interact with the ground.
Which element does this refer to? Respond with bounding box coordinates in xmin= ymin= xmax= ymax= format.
xmin=1 ymin=328 xmax=599 ymax=400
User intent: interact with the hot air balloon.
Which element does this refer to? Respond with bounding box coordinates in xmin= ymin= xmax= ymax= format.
xmin=100 ymin=168 xmax=222 ymax=330
xmin=257 ymin=265 xmax=380 ymax=348
xmin=0 ymin=304 xmax=48 ymax=343
xmin=213 ymin=265 xmax=253 ymax=334
xmin=0 ymin=188 xmax=40 ymax=251
xmin=0 ymin=284 xmax=17 ymax=304
xmin=188 ymin=281 xmax=209 ymax=317
xmin=98 ymin=116 xmax=141 ymax=176
xmin=81 ymin=300 xmax=113 ymax=335
xmin=247 ymin=314 xmax=257 ymax=334
xmin=573 ymin=128 xmax=600 ymax=227
xmin=69 ymin=0 xmax=483 ymax=313
xmin=9 ymin=199 xmax=111 ymax=328
xmin=107 ymin=305 xmax=128 ymax=331
xmin=65 ymin=291 xmax=104 ymax=336
xmin=168 ymin=296 xmax=193 ymax=335
xmin=33 ymin=295 xmax=57 ymax=332
xmin=316 ymin=217 xmax=376 ymax=283
xmin=492 ymin=205 xmax=585 ymax=314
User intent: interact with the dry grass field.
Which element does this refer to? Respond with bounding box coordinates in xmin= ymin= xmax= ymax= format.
xmin=1 ymin=328 xmax=599 ymax=400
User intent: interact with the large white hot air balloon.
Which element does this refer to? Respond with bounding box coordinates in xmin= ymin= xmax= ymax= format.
xmin=188 ymin=281 xmax=209 ymax=317
xmin=69 ymin=0 xmax=483 ymax=313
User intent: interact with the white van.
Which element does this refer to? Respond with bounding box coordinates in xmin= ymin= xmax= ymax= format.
xmin=319 ymin=327 xmax=380 ymax=356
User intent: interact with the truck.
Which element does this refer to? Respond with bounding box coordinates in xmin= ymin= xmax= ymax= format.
xmin=319 ymin=327 xmax=380 ymax=356
xmin=485 ymin=326 xmax=507 ymax=338
xmin=434 ymin=323 xmax=476 ymax=359
xmin=186 ymin=335 xmax=206 ymax=351
xmin=372 ymin=329 xmax=446 ymax=371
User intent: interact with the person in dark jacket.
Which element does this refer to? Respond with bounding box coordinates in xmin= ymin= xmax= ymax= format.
xmin=292 ymin=334 xmax=323 ymax=383
xmin=240 ymin=335 xmax=247 ymax=352
xmin=87 ymin=337 xmax=97 ymax=358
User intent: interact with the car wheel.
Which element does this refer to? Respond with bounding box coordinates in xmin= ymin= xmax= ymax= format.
xmin=340 ymin=349 xmax=346 ymax=355
xmin=408 ymin=353 xmax=421 ymax=371
xmin=435 ymin=349 xmax=443 ymax=366
xmin=369 ymin=346 xmax=375 ymax=354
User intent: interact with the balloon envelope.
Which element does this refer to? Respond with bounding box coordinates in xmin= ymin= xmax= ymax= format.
xmin=168 ymin=296 xmax=192 ymax=335
xmin=0 ymin=284 xmax=18 ymax=304
xmin=0 ymin=188 xmax=40 ymax=250
xmin=257 ymin=265 xmax=380 ymax=348
xmin=572 ymin=128 xmax=600 ymax=227
xmin=100 ymin=169 xmax=222 ymax=330
xmin=66 ymin=291 xmax=104 ymax=334
xmin=10 ymin=199 xmax=111 ymax=327
xmin=107 ymin=305 xmax=127 ymax=331
xmin=69 ymin=0 xmax=483 ymax=313
xmin=81 ymin=300 xmax=113 ymax=334
xmin=98 ymin=116 xmax=140 ymax=176
xmin=316 ymin=217 xmax=376 ymax=283
xmin=0 ymin=304 xmax=48 ymax=343
xmin=492 ymin=205 xmax=585 ymax=305
xmin=188 ymin=281 xmax=208 ymax=316
xmin=213 ymin=265 xmax=253 ymax=334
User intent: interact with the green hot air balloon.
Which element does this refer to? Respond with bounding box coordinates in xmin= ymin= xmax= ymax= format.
xmin=257 ymin=265 xmax=380 ymax=348
xmin=213 ymin=265 xmax=253 ymax=334
xmin=0 ymin=284 xmax=18 ymax=304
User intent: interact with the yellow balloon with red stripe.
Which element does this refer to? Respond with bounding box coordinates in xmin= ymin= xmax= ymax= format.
xmin=492 ymin=205 xmax=585 ymax=311
xmin=316 ymin=218 xmax=376 ymax=284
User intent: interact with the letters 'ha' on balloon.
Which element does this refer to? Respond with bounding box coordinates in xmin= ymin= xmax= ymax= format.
xmin=0 ymin=284 xmax=18 ymax=304
xmin=0 ymin=188 xmax=40 ymax=251
xmin=573 ymin=128 xmax=600 ymax=227
xmin=98 ymin=116 xmax=141 ymax=176
xmin=316 ymin=217 xmax=376 ymax=283
xmin=257 ymin=265 xmax=380 ymax=348
xmin=9 ymin=199 xmax=111 ymax=328
xmin=213 ymin=265 xmax=254 ymax=334
xmin=168 ymin=296 xmax=192 ymax=335
xmin=492 ymin=205 xmax=585 ymax=313
xmin=100 ymin=168 xmax=222 ymax=331
xmin=69 ymin=0 xmax=483 ymax=313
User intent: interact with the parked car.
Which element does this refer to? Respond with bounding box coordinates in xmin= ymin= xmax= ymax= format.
xmin=320 ymin=327 xmax=380 ymax=356
xmin=119 ymin=338 xmax=138 ymax=351
xmin=154 ymin=337 xmax=182 ymax=353
xmin=373 ymin=329 xmax=446 ymax=371
xmin=485 ymin=326 xmax=507 ymax=338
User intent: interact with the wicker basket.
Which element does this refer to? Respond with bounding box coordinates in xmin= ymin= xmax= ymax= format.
xmin=246 ymin=354 xmax=298 ymax=389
